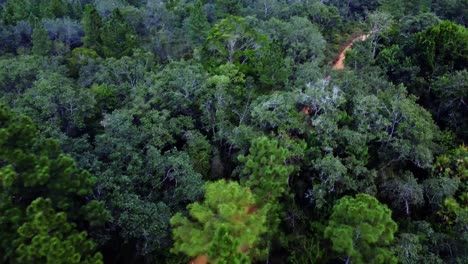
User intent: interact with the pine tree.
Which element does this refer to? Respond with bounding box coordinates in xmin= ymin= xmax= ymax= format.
xmin=171 ymin=180 xmax=268 ymax=263
xmin=50 ymin=0 xmax=66 ymax=18
xmin=31 ymin=25 xmax=51 ymax=56
xmin=186 ymin=0 xmax=210 ymax=45
xmin=100 ymin=8 xmax=138 ymax=58
xmin=2 ymin=0 xmax=29 ymax=25
xmin=0 ymin=104 xmax=108 ymax=262
xmin=324 ymin=194 xmax=398 ymax=264
xmin=238 ymin=136 xmax=294 ymax=205
xmin=208 ymin=226 xmax=250 ymax=264
xmin=82 ymin=4 xmax=103 ymax=54
xmin=238 ymin=136 xmax=296 ymax=259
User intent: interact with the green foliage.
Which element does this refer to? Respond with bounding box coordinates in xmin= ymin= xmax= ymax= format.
xmin=67 ymin=47 xmax=99 ymax=78
xmin=381 ymin=171 xmax=424 ymax=216
xmin=434 ymin=145 xmax=468 ymax=181
xmin=186 ymin=0 xmax=210 ymax=45
xmin=415 ymin=20 xmax=468 ymax=74
xmin=2 ymin=0 xmax=71 ymax=25
xmin=436 ymin=195 xmax=467 ymax=262
xmin=354 ymin=86 xmax=439 ymax=169
xmin=0 ymin=104 xmax=107 ymax=262
xmin=0 ymin=55 xmax=65 ymax=102
xmin=91 ymin=83 xmax=119 ymax=112
xmin=393 ymin=233 xmax=437 ymax=264
xmin=309 ymin=154 xmax=349 ymax=208
xmin=32 ymin=25 xmax=52 ymax=56
xmin=376 ymin=44 xmax=403 ymax=75
xmin=50 ymin=0 xmax=66 ymax=18
xmin=399 ymin=13 xmax=441 ymax=34
xmin=423 ymin=176 xmax=459 ymax=209
xmin=431 ymin=145 xmax=467 ymax=210
xmin=15 ymin=72 xmax=96 ymax=137
xmin=92 ymin=103 xmax=205 ymax=255
xmin=380 ymin=0 xmax=432 ymax=18
xmin=200 ymin=62 xmax=251 ymax=144
xmin=171 ymin=180 xmax=268 ymax=262
xmin=431 ymin=70 xmax=468 ymax=140
xmin=0 ymin=1 xmax=467 ymax=262
xmin=213 ymin=0 xmax=243 ymax=16
xmin=2 ymin=0 xmax=29 ymax=25
xmin=101 ymin=9 xmax=139 ymax=58
xmin=250 ymin=92 xmax=304 ymax=133
xmin=15 ymin=198 xmax=103 ymax=264
xmin=262 ymin=16 xmax=326 ymax=64
xmin=84 ymin=5 xmax=141 ymax=59
xmin=184 ymin=131 xmax=212 ymax=176
xmin=82 ymin=4 xmax=103 ymax=53
xmin=324 ymin=194 xmax=398 ymax=264
xmin=208 ymin=226 xmax=250 ymax=264
xmin=145 ymin=60 xmax=206 ymax=115
xmin=254 ymin=42 xmax=291 ymax=89
xmin=203 ymin=16 xmax=268 ymax=71
xmin=238 ymin=136 xmax=295 ymax=204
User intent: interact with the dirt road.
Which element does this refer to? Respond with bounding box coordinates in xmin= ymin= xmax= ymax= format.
xmin=332 ymin=34 xmax=369 ymax=70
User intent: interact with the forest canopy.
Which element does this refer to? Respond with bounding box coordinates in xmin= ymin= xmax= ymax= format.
xmin=0 ymin=0 xmax=466 ymax=263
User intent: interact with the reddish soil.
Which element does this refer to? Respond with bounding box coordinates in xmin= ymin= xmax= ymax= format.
xmin=189 ymin=255 xmax=208 ymax=264
xmin=332 ymin=33 xmax=370 ymax=70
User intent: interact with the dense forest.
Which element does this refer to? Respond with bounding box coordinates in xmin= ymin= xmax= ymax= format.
xmin=0 ymin=0 xmax=467 ymax=263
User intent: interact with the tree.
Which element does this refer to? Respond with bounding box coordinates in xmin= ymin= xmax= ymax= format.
xmin=42 ymin=18 xmax=84 ymax=48
xmin=184 ymin=131 xmax=213 ymax=176
xmin=436 ymin=197 xmax=468 ymax=263
xmin=262 ymin=17 xmax=326 ymax=64
xmin=199 ymin=63 xmax=250 ymax=144
xmin=427 ymin=145 xmax=467 ymax=211
xmin=237 ymin=136 xmax=298 ymax=260
xmin=203 ymin=16 xmax=267 ymax=70
xmin=207 ymin=226 xmax=250 ymax=264
xmin=380 ymin=0 xmax=432 ymax=18
xmin=67 ymin=47 xmax=99 ymax=78
xmin=414 ymin=20 xmax=468 ymax=74
xmin=431 ymin=70 xmax=468 ymax=140
xmin=393 ymin=233 xmax=425 ymax=264
xmin=399 ymin=13 xmax=441 ymax=34
xmin=15 ymin=72 xmax=97 ymax=138
xmin=144 ymin=60 xmax=206 ymax=115
xmin=308 ymin=154 xmax=350 ymax=209
xmin=250 ymin=92 xmax=304 ymax=133
xmin=185 ymin=0 xmax=210 ymax=46
xmin=238 ymin=136 xmax=295 ymax=205
xmin=213 ymin=0 xmax=243 ymax=17
xmin=381 ymin=171 xmax=424 ymax=216
xmin=324 ymin=194 xmax=398 ymax=264
xmin=353 ymin=86 xmax=439 ymax=169
xmin=2 ymin=0 xmax=29 ymax=25
xmin=31 ymin=24 xmax=51 ymax=55
xmin=433 ymin=145 xmax=468 ymax=183
xmin=423 ymin=176 xmax=459 ymax=209
xmin=245 ymin=0 xmax=286 ymax=20
xmin=101 ymin=8 xmax=139 ymax=58
xmin=432 ymin=0 xmax=467 ymax=25
xmin=0 ymin=55 xmax=65 ymax=103
xmin=92 ymin=105 xmax=205 ymax=258
xmin=254 ymin=42 xmax=291 ymax=89
xmin=82 ymin=4 xmax=103 ymax=53
xmin=0 ymin=104 xmax=108 ymax=263
xmin=171 ymin=180 xmax=268 ymax=263
xmin=363 ymin=11 xmax=394 ymax=58
xmin=294 ymin=76 xmax=348 ymax=151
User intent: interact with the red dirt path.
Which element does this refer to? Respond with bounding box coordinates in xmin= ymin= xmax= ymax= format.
xmin=332 ymin=34 xmax=369 ymax=70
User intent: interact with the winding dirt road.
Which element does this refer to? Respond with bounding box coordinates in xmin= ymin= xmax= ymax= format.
xmin=332 ymin=34 xmax=369 ymax=70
